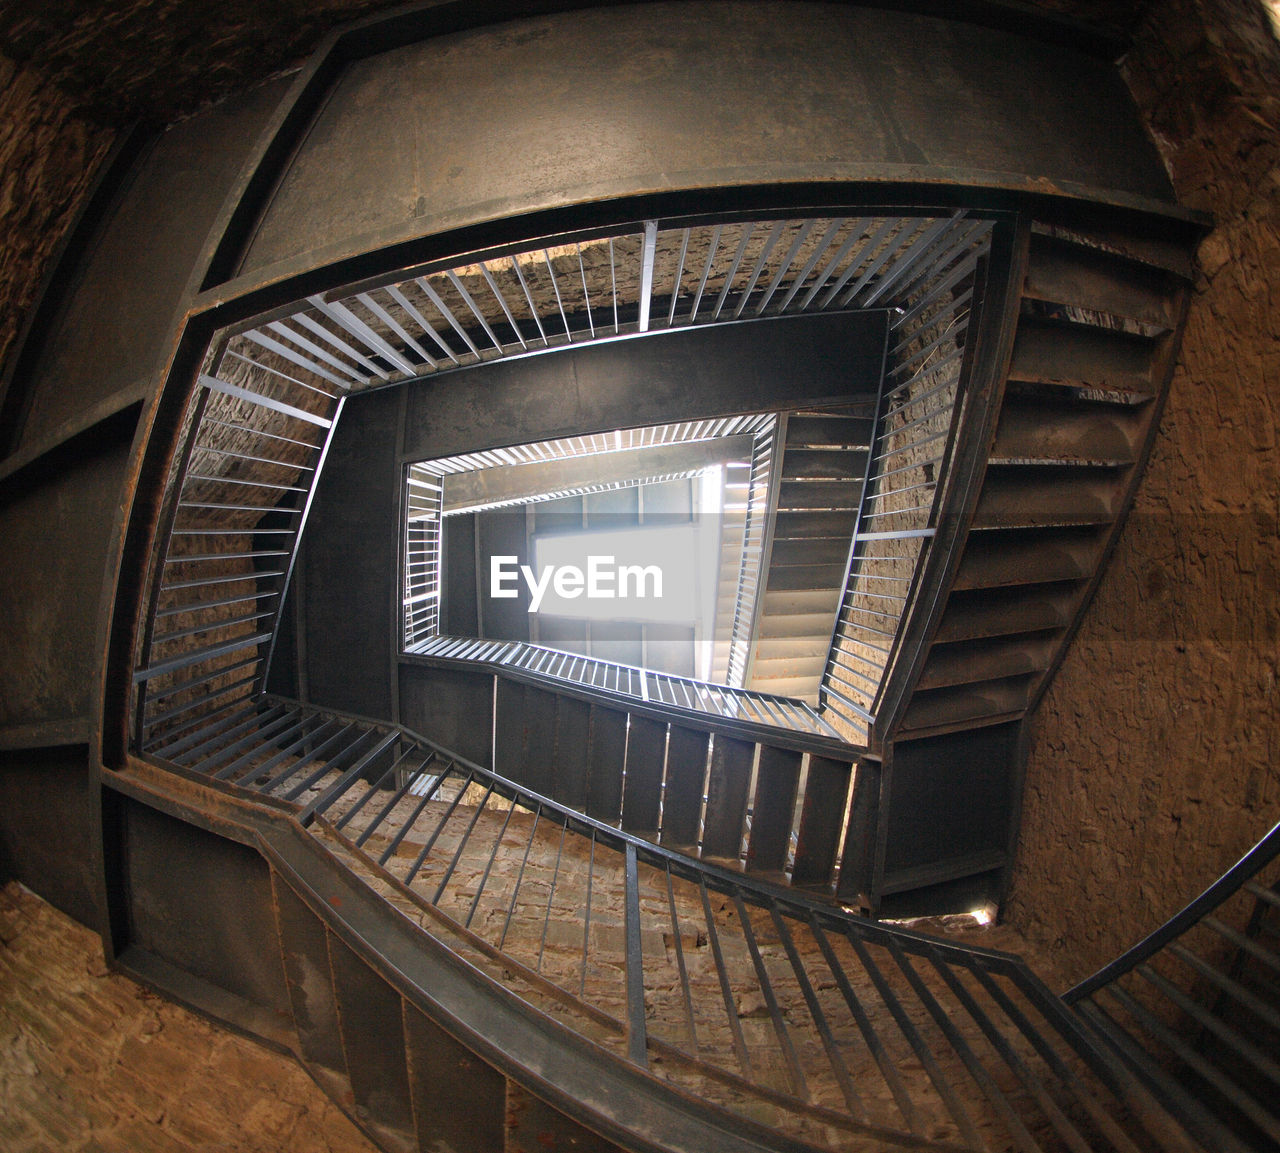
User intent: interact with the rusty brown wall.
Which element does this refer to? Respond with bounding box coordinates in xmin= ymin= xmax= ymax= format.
xmin=1006 ymin=0 xmax=1280 ymax=981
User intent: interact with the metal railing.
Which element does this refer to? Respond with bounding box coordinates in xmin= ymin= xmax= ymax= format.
xmin=403 ymin=464 xmax=443 ymax=646
xmin=819 ymin=219 xmax=994 ymax=738
xmin=141 ymin=694 xmax=1197 ymax=1153
xmin=132 ymin=359 xmax=344 ymax=752
xmin=723 ymin=419 xmax=777 ymax=687
xmin=1064 ymin=819 xmax=1280 ymax=1153
xmin=131 ymin=208 xmax=994 ymax=761
xmin=407 ymin=634 xmax=840 ymax=740
xmin=421 ymin=414 xmax=775 ymax=474
xmin=402 ymin=413 xmax=778 ymax=680
xmin=232 ymin=214 xmax=986 ymax=396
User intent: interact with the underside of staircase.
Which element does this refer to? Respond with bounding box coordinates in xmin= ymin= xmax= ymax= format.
xmin=746 ymin=412 xmax=873 ymax=704
xmin=107 ymin=698 xmax=1250 ymax=1153
xmin=6 ymin=3 xmax=1267 ymax=1152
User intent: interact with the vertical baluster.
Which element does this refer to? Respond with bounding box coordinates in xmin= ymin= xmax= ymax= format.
xmin=624 ymin=843 xmax=648 ymax=1067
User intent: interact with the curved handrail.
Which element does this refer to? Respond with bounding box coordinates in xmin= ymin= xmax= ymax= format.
xmin=137 ymin=691 xmax=1198 ymax=1153
xmin=1064 ymin=817 xmax=1280 ymax=1003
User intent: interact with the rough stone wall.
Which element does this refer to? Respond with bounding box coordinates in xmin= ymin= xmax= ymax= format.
xmin=0 ymin=53 xmax=114 ymax=390
xmin=0 ymin=881 xmax=378 ymax=1152
xmin=1006 ymin=0 xmax=1280 ymax=982
xmin=0 ymin=0 xmax=408 ymax=418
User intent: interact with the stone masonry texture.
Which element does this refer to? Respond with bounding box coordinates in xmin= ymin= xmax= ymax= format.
xmin=0 ymin=881 xmax=379 ymax=1153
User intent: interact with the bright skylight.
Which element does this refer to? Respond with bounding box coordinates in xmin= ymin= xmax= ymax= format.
xmin=531 ymin=522 xmax=706 ymax=624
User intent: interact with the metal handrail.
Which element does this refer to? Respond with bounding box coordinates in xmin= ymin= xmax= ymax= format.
xmin=131 ymin=359 xmax=344 ymax=754
xmin=401 ymin=414 xmax=779 ymax=690
xmin=407 ymin=633 xmax=842 ymax=741
xmin=140 ymin=692 xmax=1195 ymax=1153
xmin=403 ymin=463 xmax=443 ymax=647
xmin=243 ymin=214 xmax=992 ymax=397
xmin=723 ymin=419 xmax=777 ymax=687
xmin=818 ymin=219 xmax=992 ymax=739
xmin=1061 ymin=817 xmax=1280 ymax=1153
xmin=132 ymin=209 xmax=997 ymax=758
xmin=1065 ymin=818 xmax=1280 ymax=1003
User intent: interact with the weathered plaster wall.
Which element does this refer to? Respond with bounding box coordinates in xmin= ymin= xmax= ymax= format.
xmin=1007 ymin=0 xmax=1280 ymax=982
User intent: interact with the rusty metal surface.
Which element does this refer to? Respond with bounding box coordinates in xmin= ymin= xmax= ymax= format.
xmin=0 ymin=432 xmax=134 ymax=732
xmin=121 ymin=703 xmax=1203 ymax=1153
xmin=397 ymin=663 xmax=494 ymax=768
xmin=121 ymin=795 xmax=293 ymax=1020
xmin=272 ymin=871 xmax=350 ymax=1077
xmin=0 ymin=746 xmax=101 ymax=928
xmin=403 ymin=1003 xmax=507 ymax=1153
xmin=328 ymin=932 xmax=416 ymax=1145
xmin=506 ymin=1081 xmax=627 ymax=1153
xmin=300 ymin=386 xmax=402 ymax=721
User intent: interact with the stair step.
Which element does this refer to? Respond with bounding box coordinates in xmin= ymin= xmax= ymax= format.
xmin=1025 ymin=232 xmax=1183 ymax=330
xmin=933 ymin=587 xmax=1073 ymax=644
xmin=1009 ymin=316 xmax=1157 ymax=396
xmin=745 ymin=673 xmax=820 ymax=703
xmin=750 ymin=651 xmax=827 ymax=678
xmin=915 ymin=635 xmax=1054 ymax=692
xmin=759 ymin=610 xmax=836 ymax=638
xmin=761 ymin=588 xmax=841 ymax=616
xmin=764 ymin=561 xmax=847 ymax=591
xmin=899 ymin=676 xmax=1035 ymax=733
xmin=773 ymin=509 xmax=860 ymax=540
xmin=777 ymin=479 xmax=861 ymax=511
xmin=754 ymin=635 xmax=829 ymax=661
xmin=991 ymin=397 xmax=1140 ymax=466
xmin=785 ymin=414 xmax=874 ymax=447
xmin=780 ymin=447 xmax=868 ymax=480
xmin=769 ymin=535 xmax=851 ymax=567
xmin=1030 ymin=222 xmax=1196 ymax=280
xmin=953 ymin=529 xmax=1101 ymax=591
xmin=973 ymin=468 xmax=1117 ymax=530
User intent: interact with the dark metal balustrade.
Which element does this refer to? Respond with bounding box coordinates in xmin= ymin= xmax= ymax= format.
xmin=1065 ymin=820 xmax=1280 ymax=1153
xmin=140 ymin=693 xmax=1204 ymax=1153
xmin=113 ymin=190 xmax=1232 ymax=1153
xmin=234 ymin=213 xmax=986 ymax=395
xmin=401 ymin=414 xmax=779 ymax=693
xmin=819 ymin=220 xmax=993 ymax=738
xmin=131 ymin=365 xmax=345 ymax=747
xmin=133 ymin=211 xmax=1000 ymax=760
xmin=406 ymin=635 xmax=839 ymax=740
